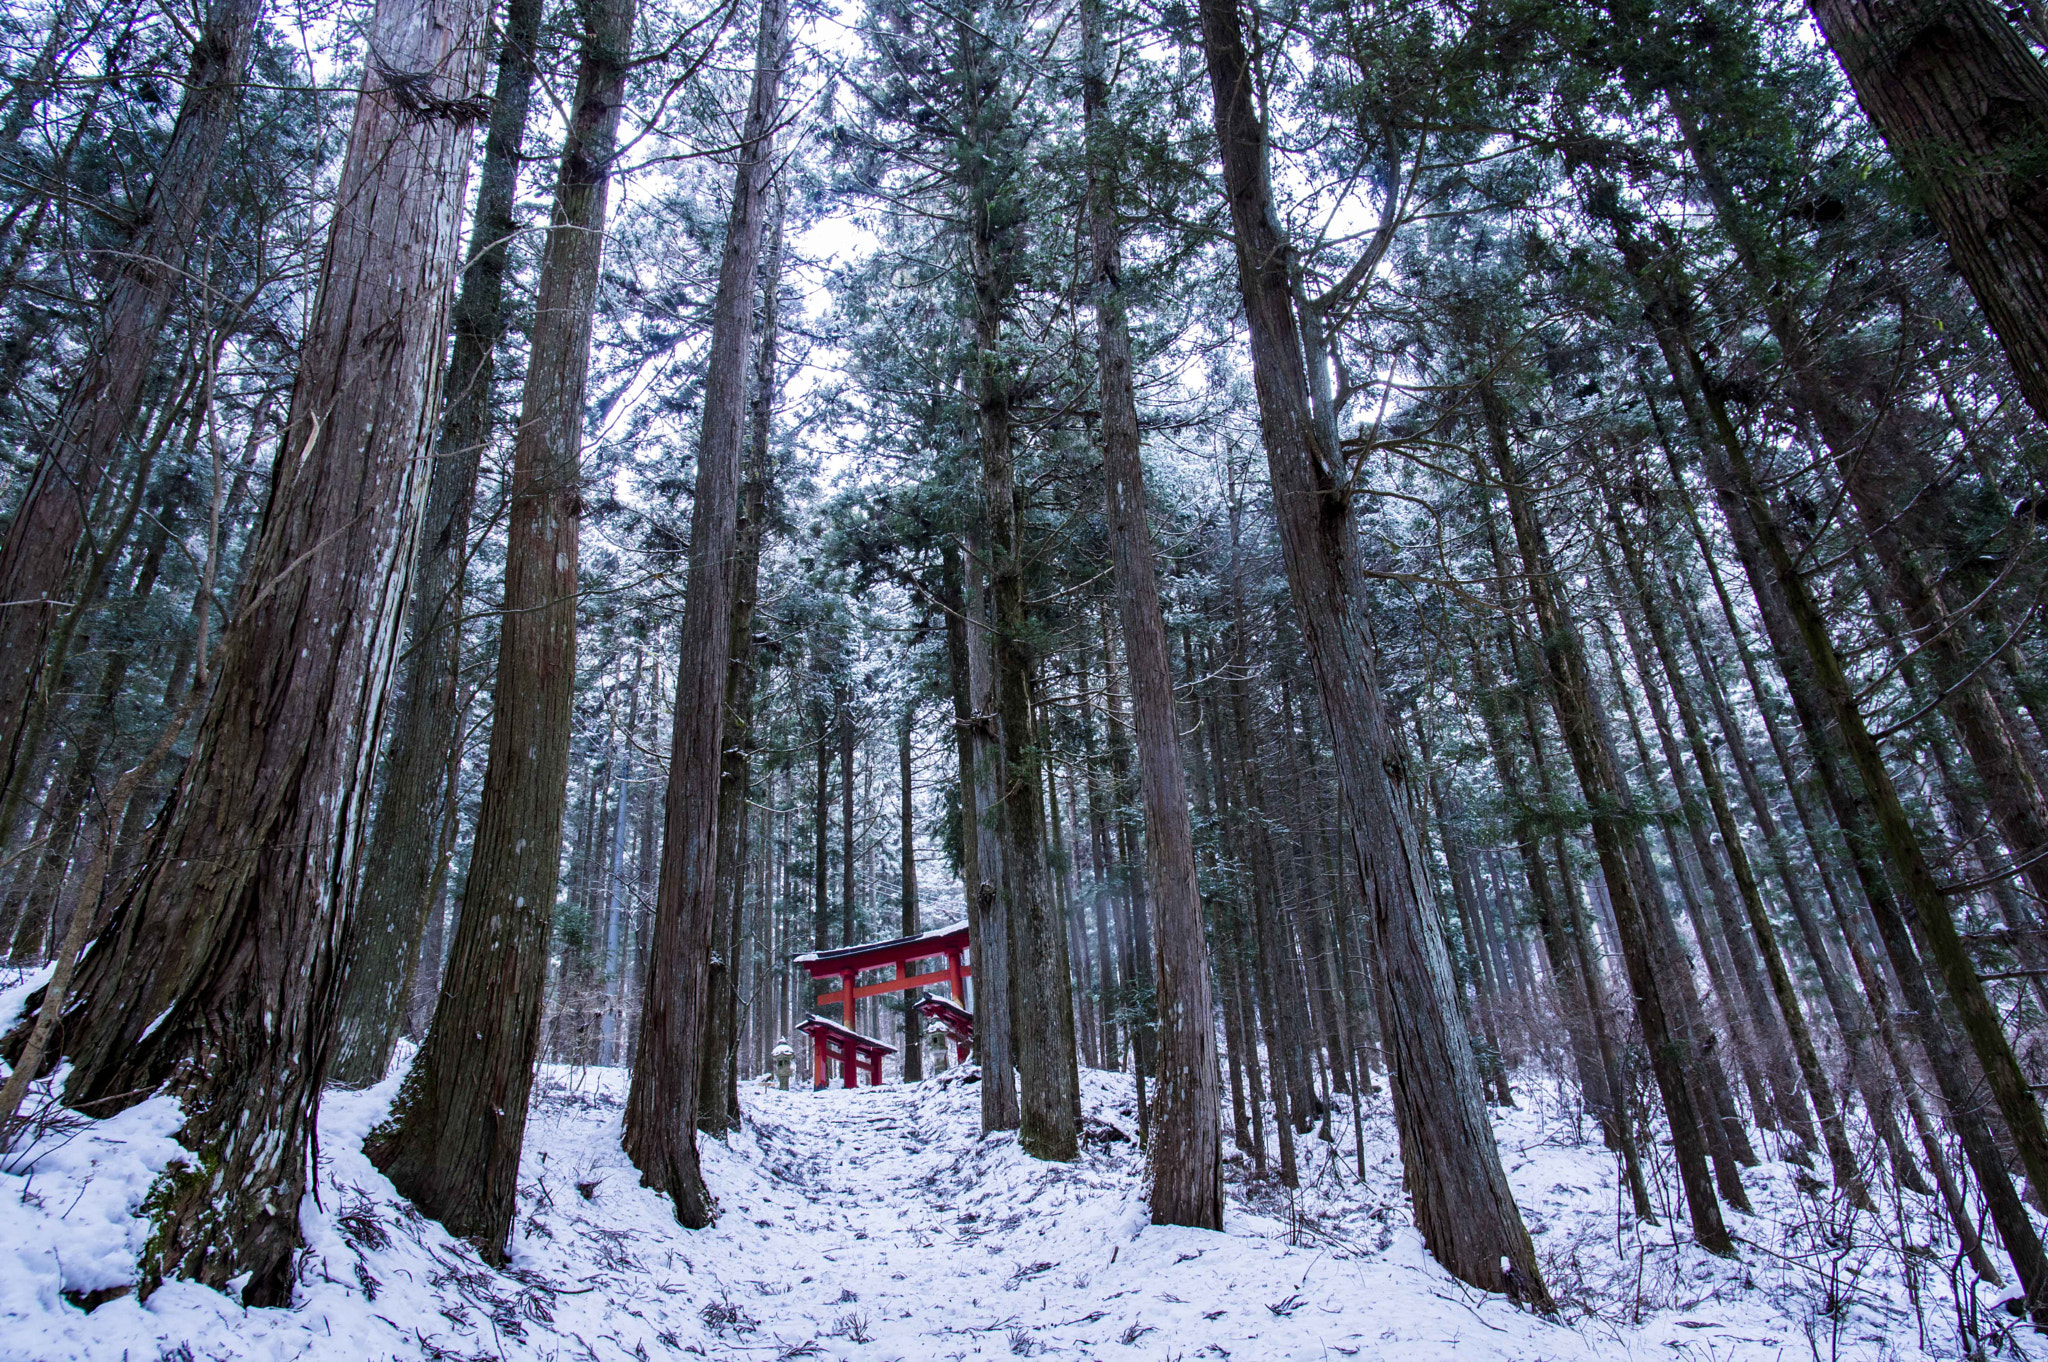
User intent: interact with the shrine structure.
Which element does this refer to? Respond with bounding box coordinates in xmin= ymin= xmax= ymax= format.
xmin=914 ymin=994 xmax=974 ymax=1064
xmin=793 ymin=922 xmax=973 ymax=1088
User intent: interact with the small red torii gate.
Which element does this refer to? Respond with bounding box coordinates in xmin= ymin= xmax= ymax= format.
xmin=793 ymin=922 xmax=971 ymax=1088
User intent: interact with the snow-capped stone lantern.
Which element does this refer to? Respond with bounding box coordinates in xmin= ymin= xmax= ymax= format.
xmin=772 ymin=1038 xmax=794 ymax=1090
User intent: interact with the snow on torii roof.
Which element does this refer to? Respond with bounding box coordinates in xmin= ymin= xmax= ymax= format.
xmin=792 ymin=920 xmax=969 ymax=970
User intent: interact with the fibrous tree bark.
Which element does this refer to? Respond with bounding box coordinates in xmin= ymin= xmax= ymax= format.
xmin=625 ymin=0 xmax=787 ymax=1226
xmin=366 ymin=0 xmax=632 ymax=1259
xmin=331 ymin=0 xmax=547 ymax=1088
xmin=701 ymin=199 xmax=786 ymax=1133
xmin=1197 ymin=0 xmax=1552 ymax=1301
xmin=958 ymin=0 xmax=1080 ymax=1162
xmin=1806 ymin=0 xmax=2048 ymax=419
xmin=6 ymin=0 xmax=490 ymax=1302
xmin=1085 ymin=0 xmax=1219 ymax=1227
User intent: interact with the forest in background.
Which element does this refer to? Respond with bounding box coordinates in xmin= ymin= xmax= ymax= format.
xmin=0 ymin=0 xmax=2045 ymax=1344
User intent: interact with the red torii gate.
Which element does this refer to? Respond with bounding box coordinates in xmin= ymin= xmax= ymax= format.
xmin=793 ymin=922 xmax=971 ymax=1087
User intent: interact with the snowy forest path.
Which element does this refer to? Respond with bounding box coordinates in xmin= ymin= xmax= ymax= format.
xmin=7 ymin=1035 xmax=1922 ymax=1362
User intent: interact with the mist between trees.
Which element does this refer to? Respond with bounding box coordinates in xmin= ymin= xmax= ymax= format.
xmin=0 ymin=0 xmax=2045 ymax=1342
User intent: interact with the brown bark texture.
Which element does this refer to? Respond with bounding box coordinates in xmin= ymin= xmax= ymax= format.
xmin=1808 ymin=0 xmax=2048 ymax=419
xmin=331 ymin=0 xmax=547 ymax=1088
xmin=1197 ymin=0 xmax=1551 ymax=1302
xmin=366 ymin=0 xmax=632 ymax=1261
xmin=1085 ymin=0 xmax=1220 ymax=1228
xmin=624 ymin=0 xmax=787 ymax=1225
xmin=14 ymin=0 xmax=489 ymax=1304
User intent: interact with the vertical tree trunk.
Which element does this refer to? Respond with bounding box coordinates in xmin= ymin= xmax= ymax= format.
xmin=624 ymin=0 xmax=787 ymax=1226
xmin=1806 ymin=0 xmax=2048 ymax=419
xmin=331 ymin=0 xmax=546 ymax=1088
xmin=0 ymin=0 xmax=262 ymax=825
xmin=1196 ymin=0 xmax=1549 ymax=1300
xmin=1085 ymin=0 xmax=1218 ymax=1223
xmin=942 ymin=539 xmax=1019 ymax=1127
xmin=900 ymin=704 xmax=923 ymax=1081
xmin=701 ymin=198 xmax=786 ymax=1125
xmin=960 ymin=26 xmax=1079 ymax=1159
xmin=14 ymin=0 xmax=489 ymax=1302
xmin=841 ymin=698 xmax=857 ymax=945
xmin=366 ymin=0 xmax=630 ymax=1257
xmin=814 ymin=712 xmax=832 ymax=951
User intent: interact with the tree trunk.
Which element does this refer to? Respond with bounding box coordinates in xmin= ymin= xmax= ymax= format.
xmin=1475 ymin=381 xmax=1732 ymax=1255
xmin=1806 ymin=0 xmax=2048 ymax=419
xmin=959 ymin=11 xmax=1080 ymax=1162
xmin=840 ymin=697 xmax=857 ymax=945
xmin=700 ymin=198 xmax=785 ymax=1124
xmin=942 ymin=539 xmax=1019 ymax=1127
xmin=624 ymin=0 xmax=786 ymax=1226
xmin=0 ymin=0 xmax=261 ymax=825
xmin=1196 ymin=0 xmax=1550 ymax=1301
xmin=1085 ymin=0 xmax=1218 ymax=1224
xmin=12 ymin=0 xmax=488 ymax=1303
xmin=330 ymin=0 xmax=545 ymax=1087
xmin=366 ymin=0 xmax=628 ymax=1258
xmin=1666 ymin=362 xmax=2048 ymax=1309
xmin=900 ymin=704 xmax=923 ymax=1081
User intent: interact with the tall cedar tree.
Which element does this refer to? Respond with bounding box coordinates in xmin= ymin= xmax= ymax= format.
xmin=625 ymin=0 xmax=789 ymax=1225
xmin=1083 ymin=0 xmax=1220 ymax=1227
xmin=331 ymin=0 xmax=549 ymax=1087
xmin=1196 ymin=0 xmax=1552 ymax=1303
xmin=365 ymin=0 xmax=635 ymax=1260
xmin=6 ymin=0 xmax=490 ymax=1302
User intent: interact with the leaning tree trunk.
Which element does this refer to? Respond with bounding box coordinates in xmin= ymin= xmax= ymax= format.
xmin=365 ymin=0 xmax=630 ymax=1261
xmin=1806 ymin=0 xmax=2048 ymax=420
xmin=4 ymin=0 xmax=489 ymax=1304
xmin=1196 ymin=0 xmax=1551 ymax=1303
xmin=1476 ymin=383 xmax=1732 ymax=1257
xmin=0 ymin=0 xmax=261 ymax=834
xmin=330 ymin=0 xmax=546 ymax=1088
xmin=1085 ymin=0 xmax=1218 ymax=1227
xmin=1608 ymin=511 xmax=1867 ymax=1204
xmin=624 ymin=0 xmax=786 ymax=1226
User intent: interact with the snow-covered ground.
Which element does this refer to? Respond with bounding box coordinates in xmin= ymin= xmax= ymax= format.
xmin=1 ymin=968 xmax=2034 ymax=1360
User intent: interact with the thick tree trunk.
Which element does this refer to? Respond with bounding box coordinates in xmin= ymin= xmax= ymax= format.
xmin=1085 ymin=0 xmax=1218 ymax=1223
xmin=330 ymin=0 xmax=545 ymax=1087
xmin=624 ymin=0 xmax=786 ymax=1226
xmin=1806 ymin=0 xmax=2048 ymax=419
xmin=366 ymin=0 xmax=629 ymax=1258
xmin=0 ymin=0 xmax=261 ymax=825
xmin=958 ymin=9 xmax=1080 ymax=1161
xmin=1197 ymin=0 xmax=1550 ymax=1301
xmin=9 ymin=0 xmax=489 ymax=1303
xmin=700 ymin=201 xmax=785 ymax=1128
xmin=941 ymin=539 xmax=1019 ymax=1127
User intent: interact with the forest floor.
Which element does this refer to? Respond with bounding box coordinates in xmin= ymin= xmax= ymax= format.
xmin=2 ymin=974 xmax=2035 ymax=1360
